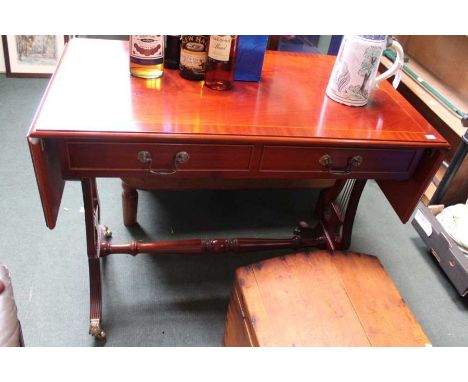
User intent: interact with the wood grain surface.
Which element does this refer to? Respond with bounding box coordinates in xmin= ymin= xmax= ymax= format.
xmin=27 ymin=38 xmax=449 ymax=230
xmin=396 ymin=35 xmax=468 ymax=102
xmin=224 ymin=251 xmax=431 ymax=346
xmin=29 ymin=38 xmax=447 ymax=149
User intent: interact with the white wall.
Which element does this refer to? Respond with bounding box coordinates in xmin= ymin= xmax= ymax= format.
xmin=0 ymin=38 xmax=5 ymax=72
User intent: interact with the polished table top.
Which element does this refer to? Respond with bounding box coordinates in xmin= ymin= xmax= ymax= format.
xmin=29 ymin=38 xmax=447 ymax=148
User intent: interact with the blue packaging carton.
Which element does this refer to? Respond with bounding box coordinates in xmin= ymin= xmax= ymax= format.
xmin=234 ymin=35 xmax=269 ymax=82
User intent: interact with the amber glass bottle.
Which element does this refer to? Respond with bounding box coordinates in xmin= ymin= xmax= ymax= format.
xmin=129 ymin=35 xmax=164 ymax=79
xmin=179 ymin=35 xmax=209 ymax=81
xmin=205 ymin=35 xmax=238 ymax=90
xmin=164 ymin=35 xmax=181 ymax=69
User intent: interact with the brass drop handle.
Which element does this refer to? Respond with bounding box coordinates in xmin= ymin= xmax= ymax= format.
xmin=319 ymin=154 xmax=363 ymax=175
xmin=137 ymin=151 xmax=190 ymax=176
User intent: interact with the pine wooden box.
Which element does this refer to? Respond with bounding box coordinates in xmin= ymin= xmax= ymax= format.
xmin=223 ymin=251 xmax=431 ymax=347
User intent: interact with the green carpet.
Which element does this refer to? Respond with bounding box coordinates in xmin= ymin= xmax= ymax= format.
xmin=1 ymin=74 xmax=467 ymax=346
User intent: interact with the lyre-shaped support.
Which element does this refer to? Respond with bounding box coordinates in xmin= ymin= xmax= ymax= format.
xmin=315 ymin=179 xmax=367 ymax=250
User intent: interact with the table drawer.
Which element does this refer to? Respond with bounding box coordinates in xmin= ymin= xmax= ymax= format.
xmin=65 ymin=142 xmax=254 ymax=174
xmin=260 ymin=146 xmax=420 ymax=178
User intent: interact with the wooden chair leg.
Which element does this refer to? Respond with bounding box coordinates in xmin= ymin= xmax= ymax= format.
xmin=122 ymin=180 xmax=139 ymax=226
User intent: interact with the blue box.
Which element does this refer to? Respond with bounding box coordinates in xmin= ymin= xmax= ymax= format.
xmin=234 ymin=35 xmax=269 ymax=82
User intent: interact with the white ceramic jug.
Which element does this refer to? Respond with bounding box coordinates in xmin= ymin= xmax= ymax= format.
xmin=326 ymin=35 xmax=404 ymax=107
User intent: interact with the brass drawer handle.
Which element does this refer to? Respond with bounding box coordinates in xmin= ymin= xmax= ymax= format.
xmin=319 ymin=154 xmax=363 ymax=175
xmin=137 ymin=151 xmax=190 ymax=176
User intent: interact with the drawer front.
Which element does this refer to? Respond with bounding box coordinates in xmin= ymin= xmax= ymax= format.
xmin=65 ymin=142 xmax=254 ymax=174
xmin=260 ymin=146 xmax=420 ymax=178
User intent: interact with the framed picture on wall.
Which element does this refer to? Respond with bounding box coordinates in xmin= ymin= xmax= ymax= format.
xmin=1 ymin=35 xmax=70 ymax=78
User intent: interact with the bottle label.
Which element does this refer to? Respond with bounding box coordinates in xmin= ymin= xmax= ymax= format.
xmin=180 ymin=50 xmax=207 ymax=71
xmin=208 ymin=35 xmax=233 ymax=62
xmin=130 ymin=35 xmax=164 ymax=65
xmin=180 ymin=35 xmax=208 ymax=72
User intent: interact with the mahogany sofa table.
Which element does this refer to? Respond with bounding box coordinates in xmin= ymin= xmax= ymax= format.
xmin=27 ymin=38 xmax=448 ymax=339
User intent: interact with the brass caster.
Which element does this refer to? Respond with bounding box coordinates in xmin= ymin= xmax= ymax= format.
xmin=101 ymin=225 xmax=112 ymax=239
xmin=89 ymin=319 xmax=107 ymax=340
xmin=294 ymin=221 xmax=311 ymax=235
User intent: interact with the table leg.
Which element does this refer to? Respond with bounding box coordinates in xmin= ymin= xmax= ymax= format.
xmin=82 ymin=178 xmax=106 ymax=340
xmin=315 ymin=179 xmax=367 ymax=250
xmin=82 ymin=178 xmax=366 ymax=339
xmin=122 ymin=180 xmax=138 ymax=226
xmin=99 ymin=180 xmax=367 ymax=257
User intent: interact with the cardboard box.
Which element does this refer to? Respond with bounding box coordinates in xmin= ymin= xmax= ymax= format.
xmin=412 ymin=205 xmax=468 ymax=296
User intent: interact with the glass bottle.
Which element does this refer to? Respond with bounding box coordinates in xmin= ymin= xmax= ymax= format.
xmin=164 ymin=35 xmax=181 ymax=69
xmin=179 ymin=35 xmax=209 ymax=81
xmin=205 ymin=35 xmax=238 ymax=90
xmin=129 ymin=35 xmax=164 ymax=79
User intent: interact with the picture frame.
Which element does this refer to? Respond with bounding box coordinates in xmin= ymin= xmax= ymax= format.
xmin=1 ymin=35 xmax=70 ymax=78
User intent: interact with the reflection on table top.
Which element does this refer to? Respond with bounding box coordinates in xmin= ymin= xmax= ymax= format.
xmin=29 ymin=38 xmax=448 ymax=148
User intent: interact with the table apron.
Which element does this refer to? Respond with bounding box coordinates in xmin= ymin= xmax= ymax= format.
xmin=58 ymin=140 xmax=424 ymax=181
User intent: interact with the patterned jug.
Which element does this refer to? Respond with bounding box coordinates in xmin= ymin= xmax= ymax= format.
xmin=326 ymin=35 xmax=404 ymax=107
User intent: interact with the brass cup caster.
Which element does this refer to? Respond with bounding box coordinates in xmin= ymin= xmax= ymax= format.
xmin=101 ymin=225 xmax=112 ymax=239
xmin=294 ymin=221 xmax=312 ymax=235
xmin=89 ymin=319 xmax=106 ymax=340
